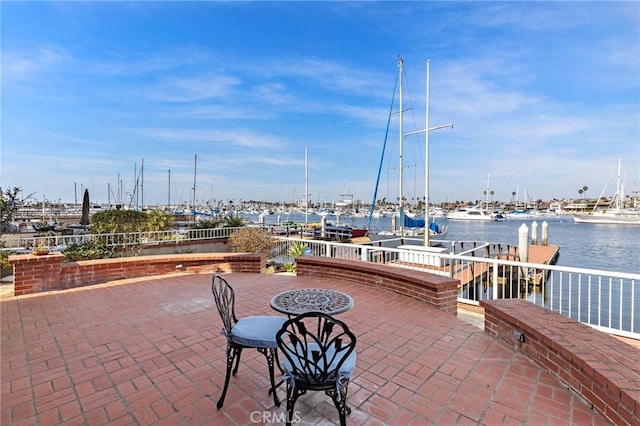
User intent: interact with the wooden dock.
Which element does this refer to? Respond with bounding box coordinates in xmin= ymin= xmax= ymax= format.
xmin=390 ymin=243 xmax=560 ymax=289
xmin=454 ymin=244 xmax=560 ymax=287
xmin=500 ymin=244 xmax=560 ymax=265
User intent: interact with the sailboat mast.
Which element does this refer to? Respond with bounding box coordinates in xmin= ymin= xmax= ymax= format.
xmin=305 ymin=146 xmax=309 ymax=225
xmin=141 ymin=159 xmax=144 ymax=209
xmin=192 ymin=154 xmax=197 ymax=216
xmin=398 ymin=56 xmax=405 ymax=239
xmin=134 ymin=162 xmax=138 ymax=211
xmin=424 ymin=59 xmax=430 ymax=247
xmin=404 ymin=59 xmax=453 ymax=245
xmin=616 ymin=157 xmax=622 ymax=210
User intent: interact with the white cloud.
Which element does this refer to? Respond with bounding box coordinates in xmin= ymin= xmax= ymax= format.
xmin=2 ymin=46 xmax=68 ymax=82
xmin=127 ymin=127 xmax=286 ymax=149
xmin=143 ymin=74 xmax=242 ymax=102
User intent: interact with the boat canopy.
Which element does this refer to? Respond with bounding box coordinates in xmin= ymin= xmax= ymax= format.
xmin=399 ymin=215 xmax=441 ymax=233
xmin=404 ymin=215 xmax=425 ymax=228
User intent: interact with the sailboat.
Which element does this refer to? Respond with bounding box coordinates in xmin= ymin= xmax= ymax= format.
xmin=371 ymin=57 xmax=452 ymax=243
xmin=573 ymin=158 xmax=640 ymax=225
xmin=506 ymin=184 xmax=533 ymax=219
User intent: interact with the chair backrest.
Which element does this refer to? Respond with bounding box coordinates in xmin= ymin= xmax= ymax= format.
xmin=211 ymin=274 xmax=238 ymax=335
xmin=276 ymin=311 xmax=356 ymax=385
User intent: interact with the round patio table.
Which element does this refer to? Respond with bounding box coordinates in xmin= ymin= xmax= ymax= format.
xmin=270 ymin=288 xmax=354 ymax=316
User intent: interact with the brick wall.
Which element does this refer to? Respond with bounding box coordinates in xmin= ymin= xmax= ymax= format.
xmin=10 ymin=252 xmax=64 ymax=295
xmin=296 ymin=256 xmax=459 ymax=314
xmin=481 ymin=298 xmax=640 ymax=426
xmin=9 ymin=253 xmax=266 ymax=295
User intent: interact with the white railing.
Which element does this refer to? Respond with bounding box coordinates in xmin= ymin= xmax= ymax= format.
xmin=271 ymin=236 xmax=639 ymax=339
xmin=0 ymin=228 xmax=238 ymax=253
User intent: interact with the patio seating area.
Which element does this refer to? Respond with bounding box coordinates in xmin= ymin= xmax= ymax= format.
xmin=1 ymin=272 xmax=610 ymax=425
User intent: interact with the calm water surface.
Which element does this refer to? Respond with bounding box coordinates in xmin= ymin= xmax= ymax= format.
xmin=428 ymin=216 xmax=639 ymax=275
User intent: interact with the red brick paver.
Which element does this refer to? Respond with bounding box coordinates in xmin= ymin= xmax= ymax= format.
xmin=1 ymin=273 xmax=610 ymax=425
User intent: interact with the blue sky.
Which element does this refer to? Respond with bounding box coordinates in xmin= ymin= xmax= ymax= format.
xmin=2 ymin=1 xmax=639 ymax=207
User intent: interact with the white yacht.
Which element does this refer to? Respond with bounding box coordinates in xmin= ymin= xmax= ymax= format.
xmin=445 ymin=206 xmax=495 ymax=221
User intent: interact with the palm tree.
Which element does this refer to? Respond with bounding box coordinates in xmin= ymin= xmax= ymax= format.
xmin=582 ymin=186 xmax=588 ymax=200
xmin=578 ymin=188 xmax=584 ymax=199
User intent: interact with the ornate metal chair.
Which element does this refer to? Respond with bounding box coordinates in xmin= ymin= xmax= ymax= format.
xmin=276 ymin=311 xmax=357 ymax=426
xmin=211 ymin=274 xmax=285 ymax=409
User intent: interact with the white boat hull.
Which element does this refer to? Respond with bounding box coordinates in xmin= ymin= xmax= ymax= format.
xmin=445 ymin=207 xmax=495 ymax=221
xmin=573 ymin=212 xmax=640 ymax=225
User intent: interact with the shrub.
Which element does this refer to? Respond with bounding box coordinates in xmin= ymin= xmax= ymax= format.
xmin=0 ymin=241 xmax=10 ymax=270
xmin=62 ymin=240 xmax=119 ymax=261
xmin=282 ymin=242 xmax=309 ymax=273
xmin=228 ymin=228 xmax=274 ymax=253
xmin=91 ymin=210 xmax=148 ymax=234
xmin=89 ymin=209 xmax=174 ymax=234
xmin=287 ymin=242 xmax=309 ymax=258
xmin=144 ymin=210 xmax=176 ymax=231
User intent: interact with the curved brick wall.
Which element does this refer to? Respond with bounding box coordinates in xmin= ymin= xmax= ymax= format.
xmin=295 ymin=256 xmax=459 ymax=315
xmin=482 ymin=299 xmax=640 ymax=426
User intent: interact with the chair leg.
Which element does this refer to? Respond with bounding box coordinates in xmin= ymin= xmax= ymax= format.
xmin=232 ymin=347 xmax=243 ymax=375
xmin=343 ymin=378 xmax=352 ymax=415
xmin=257 ymin=347 xmax=280 ymax=407
xmin=327 ymin=378 xmax=351 ymax=426
xmin=217 ymin=344 xmax=239 ymax=409
xmin=285 ymin=382 xmax=305 ymax=426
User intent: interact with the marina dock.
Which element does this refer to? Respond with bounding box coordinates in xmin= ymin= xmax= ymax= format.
xmin=392 ymin=243 xmax=561 ymax=293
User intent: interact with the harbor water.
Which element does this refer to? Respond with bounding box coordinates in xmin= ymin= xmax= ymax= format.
xmin=245 ymin=213 xmax=639 ymax=274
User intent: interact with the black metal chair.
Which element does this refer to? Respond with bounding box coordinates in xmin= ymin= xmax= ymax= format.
xmin=276 ymin=311 xmax=357 ymax=426
xmin=211 ymin=274 xmax=285 ymax=409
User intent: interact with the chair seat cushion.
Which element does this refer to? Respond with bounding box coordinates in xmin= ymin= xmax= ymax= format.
xmin=283 ymin=342 xmax=356 ymax=382
xmin=231 ymin=316 xmax=286 ymax=348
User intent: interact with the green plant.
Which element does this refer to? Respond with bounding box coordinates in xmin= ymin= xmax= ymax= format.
xmin=280 ymin=242 xmax=310 ymax=273
xmin=144 ymin=210 xmax=176 ymax=231
xmin=62 ymin=240 xmax=119 ymax=261
xmin=32 ymin=243 xmax=49 ymax=254
xmin=87 ymin=209 xmax=173 ymax=235
xmin=228 ymin=228 xmax=274 ymax=253
xmin=0 ymin=241 xmax=10 ymax=270
xmin=1 ymin=186 xmax=30 ymax=232
xmin=287 ymin=242 xmax=309 ymax=258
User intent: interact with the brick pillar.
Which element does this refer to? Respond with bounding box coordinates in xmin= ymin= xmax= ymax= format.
xmin=9 ymin=253 xmax=64 ymax=295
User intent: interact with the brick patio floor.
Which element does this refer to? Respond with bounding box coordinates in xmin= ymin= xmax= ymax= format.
xmin=1 ymin=272 xmax=611 ymax=425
